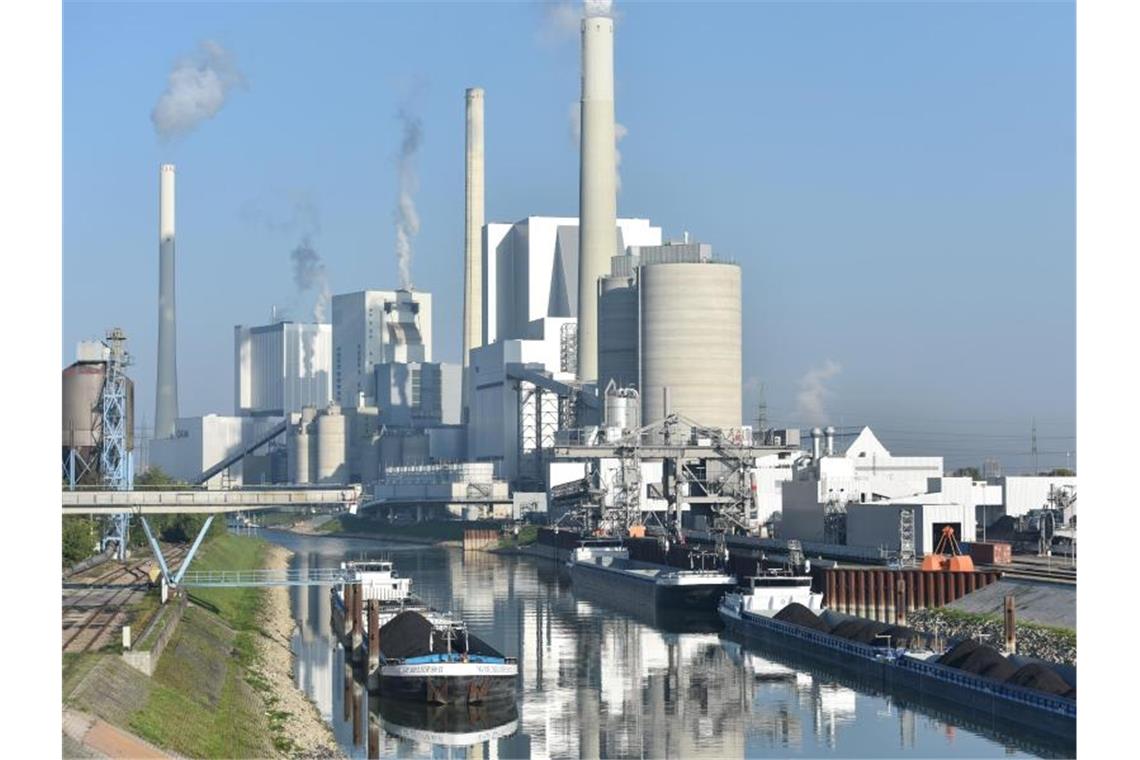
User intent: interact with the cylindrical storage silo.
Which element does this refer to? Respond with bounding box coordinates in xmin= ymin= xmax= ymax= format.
xmin=289 ymin=414 xmax=311 ymax=485
xmin=640 ymin=262 xmax=741 ymax=430
xmin=598 ymin=274 xmax=639 ymax=392
xmin=62 ymin=362 xmax=105 ymax=452
xmin=316 ymin=404 xmax=347 ymax=484
xmin=604 ymin=386 xmax=640 ymax=432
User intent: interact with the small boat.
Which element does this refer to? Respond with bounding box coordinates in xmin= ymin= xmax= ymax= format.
xmin=375 ymin=610 xmax=518 ymax=705
xmin=330 ymin=560 xmax=435 ymax=640
xmin=567 ymin=539 xmax=737 ymax=610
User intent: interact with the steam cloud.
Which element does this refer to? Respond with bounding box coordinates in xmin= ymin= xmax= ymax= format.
xmin=290 ymin=236 xmax=330 ymax=377
xmin=151 ymin=40 xmax=245 ymax=139
xmin=796 ymin=360 xmax=842 ymax=426
xmin=539 ymin=1 xmax=616 ymax=44
xmin=568 ymin=103 xmax=629 ymax=192
xmin=393 ymin=108 xmax=423 ymax=290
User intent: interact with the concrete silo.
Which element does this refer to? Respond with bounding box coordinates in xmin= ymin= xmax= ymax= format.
xmin=289 ymin=407 xmax=316 ymax=484
xmin=639 ymin=262 xmax=741 ymax=431
xmin=62 ymin=357 xmax=134 ymax=481
xmin=598 ymin=274 xmax=639 ymax=392
xmin=315 ymin=404 xmax=347 ymax=484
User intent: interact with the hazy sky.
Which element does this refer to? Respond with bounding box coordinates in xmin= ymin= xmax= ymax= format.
xmin=62 ymin=1 xmax=1075 ymax=472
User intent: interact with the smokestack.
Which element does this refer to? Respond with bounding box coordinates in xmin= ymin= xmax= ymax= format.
xmin=825 ymin=425 xmax=836 ymax=456
xmin=576 ymin=15 xmax=618 ymax=384
xmin=811 ymin=427 xmax=823 ymax=460
xmin=462 ymin=87 xmax=485 ymax=420
xmin=154 ymin=164 xmax=179 ymax=439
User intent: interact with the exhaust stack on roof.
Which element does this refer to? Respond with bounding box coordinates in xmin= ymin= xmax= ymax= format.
xmin=576 ymin=15 xmax=618 ymax=384
xmin=154 ymin=163 xmax=179 ymax=439
xmin=462 ymin=87 xmax=485 ymax=420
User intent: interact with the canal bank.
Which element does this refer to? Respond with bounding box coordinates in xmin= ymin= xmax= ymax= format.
xmin=63 ymin=533 xmax=341 ymax=758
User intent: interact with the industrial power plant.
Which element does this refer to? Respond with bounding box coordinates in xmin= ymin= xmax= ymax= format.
xmin=60 ymin=2 xmax=1077 ymax=560
xmin=59 ymin=3 xmax=1080 ymax=758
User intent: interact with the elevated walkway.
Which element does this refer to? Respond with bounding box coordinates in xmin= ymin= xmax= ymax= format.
xmin=61 ymin=485 xmax=362 ymax=515
xmin=180 ymin=568 xmax=347 ymax=588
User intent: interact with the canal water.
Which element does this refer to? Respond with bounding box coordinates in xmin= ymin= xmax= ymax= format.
xmin=259 ymin=529 xmax=1054 ymax=759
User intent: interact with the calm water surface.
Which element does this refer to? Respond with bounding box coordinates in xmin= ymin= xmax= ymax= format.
xmin=257 ymin=529 xmax=1055 ymax=759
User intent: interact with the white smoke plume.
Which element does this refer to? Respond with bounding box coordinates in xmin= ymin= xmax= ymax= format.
xmin=393 ymin=108 xmax=423 ymax=290
xmin=796 ymin=360 xmax=842 ymax=426
xmin=568 ymin=103 xmax=628 ymax=192
xmin=290 ymin=236 xmax=330 ymax=376
xmin=151 ymin=40 xmax=245 ymax=139
xmin=539 ymin=1 xmax=616 ymax=44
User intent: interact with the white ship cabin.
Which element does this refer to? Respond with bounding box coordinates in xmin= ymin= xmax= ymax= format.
xmin=343 ymin=560 xmax=412 ymax=602
xmin=736 ymin=569 xmax=824 ymax=615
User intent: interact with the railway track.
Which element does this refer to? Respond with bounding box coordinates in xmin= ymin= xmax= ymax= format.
xmin=61 ymin=544 xmax=188 ymax=653
xmin=977 ymin=562 xmax=1077 ymax=586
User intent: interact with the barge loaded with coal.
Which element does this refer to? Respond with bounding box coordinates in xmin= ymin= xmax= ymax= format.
xmin=332 ymin=560 xmax=517 ymax=704
xmin=717 ymin=553 xmax=1075 ymax=747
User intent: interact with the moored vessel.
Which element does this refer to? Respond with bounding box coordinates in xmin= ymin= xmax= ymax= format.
xmin=375 ymin=610 xmax=518 ymax=705
xmin=568 ymin=539 xmax=737 ymax=610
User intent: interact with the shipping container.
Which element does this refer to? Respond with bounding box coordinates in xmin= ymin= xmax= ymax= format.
xmin=968 ymin=541 xmax=1012 ymax=565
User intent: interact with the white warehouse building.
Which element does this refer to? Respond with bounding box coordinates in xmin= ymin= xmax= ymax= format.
xmin=149 ymin=414 xmax=282 ymax=487
xmin=234 ymin=321 xmax=332 ymax=417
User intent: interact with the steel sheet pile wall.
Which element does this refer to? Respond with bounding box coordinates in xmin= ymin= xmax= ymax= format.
xmin=821 ymin=568 xmax=1003 ymax=623
xmin=640 ymin=262 xmax=741 ymax=430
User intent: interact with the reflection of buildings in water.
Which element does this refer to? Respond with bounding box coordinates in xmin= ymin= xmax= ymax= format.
xmin=520 ymin=588 xmax=749 ymax=760
xmin=811 ymin=682 xmax=857 ymax=748
xmin=899 ymin=706 xmax=917 ymax=750
xmin=292 ymin=630 xmax=334 ymax=723
xmin=719 ymin=639 xmax=805 ymax=751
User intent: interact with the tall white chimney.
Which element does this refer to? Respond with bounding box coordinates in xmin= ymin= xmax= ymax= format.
xmin=154 ymin=163 xmax=179 ymax=439
xmin=576 ymin=15 xmax=618 ymax=384
xmin=462 ymin=87 xmax=485 ymax=421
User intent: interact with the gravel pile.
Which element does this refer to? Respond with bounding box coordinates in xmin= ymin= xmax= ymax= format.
xmin=1006 ymin=663 xmax=1072 ymax=696
xmin=773 ymin=603 xmax=831 ymax=632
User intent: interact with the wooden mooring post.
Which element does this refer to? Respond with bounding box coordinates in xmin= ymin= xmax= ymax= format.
xmin=1004 ymin=594 xmax=1017 ymax=654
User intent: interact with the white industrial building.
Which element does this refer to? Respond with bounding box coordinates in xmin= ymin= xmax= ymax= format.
xmin=332 ymin=289 xmax=432 ymax=407
xmin=845 ymin=496 xmax=976 ymax=556
xmin=467 ymin=317 xmax=578 ymax=484
xmin=149 ymin=414 xmax=282 ymax=487
xmin=234 ymin=321 xmax=332 ymax=417
xmin=375 ymin=361 xmax=462 ymax=427
xmin=780 ymin=427 xmax=945 ymax=544
xmin=482 ymin=216 xmax=661 ymax=345
xmin=997 ymin=475 xmax=1077 ymax=518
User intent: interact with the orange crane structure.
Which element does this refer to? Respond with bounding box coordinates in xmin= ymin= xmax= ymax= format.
xmin=921 ymin=525 xmax=976 ymax=572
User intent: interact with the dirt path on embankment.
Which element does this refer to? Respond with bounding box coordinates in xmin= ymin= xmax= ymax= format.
xmin=258 ymin=544 xmax=344 ymax=758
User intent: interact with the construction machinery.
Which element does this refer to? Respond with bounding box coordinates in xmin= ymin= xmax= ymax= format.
xmin=921 ymin=525 xmax=976 ymax=572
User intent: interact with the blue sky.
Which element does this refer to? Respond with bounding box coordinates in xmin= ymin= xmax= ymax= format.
xmin=62 ymin=1 xmax=1075 ymax=472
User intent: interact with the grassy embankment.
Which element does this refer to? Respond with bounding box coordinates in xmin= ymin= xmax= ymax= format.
xmin=317 ymin=514 xmax=502 ymax=542
xmin=907 ymin=607 xmax=1077 ymax=665
xmin=65 ymin=534 xmax=301 ymax=757
xmin=497 ymin=524 xmax=539 ymax=549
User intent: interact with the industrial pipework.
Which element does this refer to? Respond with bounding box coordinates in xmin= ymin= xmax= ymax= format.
xmin=576 ymin=15 xmax=618 ymax=384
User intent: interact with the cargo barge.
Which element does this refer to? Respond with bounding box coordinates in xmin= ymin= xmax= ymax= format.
xmin=374 ymin=610 xmax=518 ymax=705
xmin=718 ymin=596 xmax=1076 ymax=746
xmin=568 ymin=541 xmax=737 ymax=610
